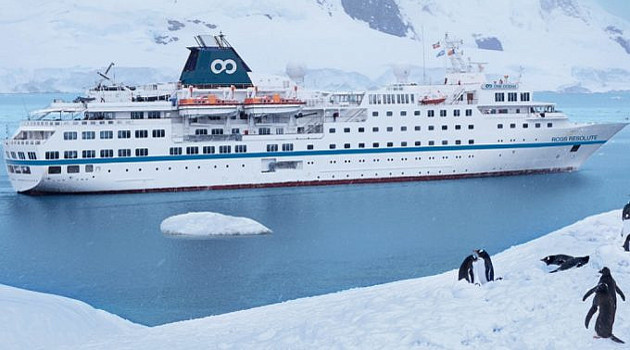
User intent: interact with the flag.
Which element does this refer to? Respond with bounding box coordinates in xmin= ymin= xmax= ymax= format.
xmin=432 ymin=42 xmax=440 ymax=49
xmin=447 ymin=48 xmax=455 ymax=56
xmin=436 ymin=50 xmax=445 ymax=57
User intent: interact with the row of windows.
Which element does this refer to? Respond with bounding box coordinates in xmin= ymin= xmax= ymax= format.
xmin=169 ymin=145 xmax=248 ymax=155
xmin=370 ymin=109 xmax=473 ymax=118
xmin=368 ymin=93 xmax=415 ymax=105
xmin=63 ymin=129 xmax=166 ymax=140
xmin=495 ymin=92 xmax=530 ymax=102
xmin=6 ymin=151 xmax=37 ymax=160
xmin=131 ymin=111 xmax=161 ymax=119
xmin=324 ymin=140 xmax=476 ymax=149
xmin=498 ymin=122 xmax=553 ymax=129
xmin=330 ymin=124 xmax=475 ymax=134
xmin=46 ymin=149 xmax=149 ymax=159
xmin=266 ymin=143 xmax=295 ymax=152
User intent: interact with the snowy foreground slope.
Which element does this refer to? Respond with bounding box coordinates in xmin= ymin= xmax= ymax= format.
xmin=4 ymin=210 xmax=630 ymax=349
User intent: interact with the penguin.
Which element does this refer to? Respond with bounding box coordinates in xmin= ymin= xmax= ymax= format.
xmin=549 ymin=256 xmax=589 ymax=273
xmin=584 ymin=282 xmax=625 ymax=344
xmin=473 ymin=249 xmax=494 ymax=284
xmin=541 ymin=254 xmax=573 ymax=266
xmin=458 ymin=253 xmax=478 ymax=283
xmin=624 ymin=234 xmax=630 ymax=252
xmin=622 ymin=202 xmax=630 ymax=237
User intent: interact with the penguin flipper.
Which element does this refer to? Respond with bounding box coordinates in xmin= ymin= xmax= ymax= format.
xmin=584 ymin=305 xmax=597 ymax=329
xmin=616 ymin=285 xmax=626 ymax=301
xmin=583 ymin=286 xmax=597 ymax=301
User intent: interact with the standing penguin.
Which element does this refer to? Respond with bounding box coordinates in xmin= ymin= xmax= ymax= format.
xmin=473 ymin=249 xmax=494 ymax=284
xmin=583 ymin=268 xmax=626 ymax=313
xmin=584 ymin=282 xmax=625 ymax=344
xmin=458 ymin=253 xmax=478 ymax=283
xmin=622 ymin=202 xmax=630 ymax=237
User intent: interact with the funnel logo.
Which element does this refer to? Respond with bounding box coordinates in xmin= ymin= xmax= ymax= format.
xmin=210 ymin=59 xmax=237 ymax=74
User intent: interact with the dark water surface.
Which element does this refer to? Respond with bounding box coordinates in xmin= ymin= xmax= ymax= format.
xmin=0 ymin=92 xmax=629 ymax=326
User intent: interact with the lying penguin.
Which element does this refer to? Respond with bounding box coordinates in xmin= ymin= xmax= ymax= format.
xmin=458 ymin=249 xmax=494 ymax=284
xmin=540 ymin=254 xmax=589 ymax=273
xmin=584 ymin=282 xmax=625 ymax=344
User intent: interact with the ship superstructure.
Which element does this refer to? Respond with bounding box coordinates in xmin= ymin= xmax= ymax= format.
xmin=2 ymin=33 xmax=625 ymax=194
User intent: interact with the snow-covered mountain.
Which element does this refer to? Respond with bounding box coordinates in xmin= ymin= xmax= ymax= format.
xmin=2 ymin=0 xmax=629 ymax=93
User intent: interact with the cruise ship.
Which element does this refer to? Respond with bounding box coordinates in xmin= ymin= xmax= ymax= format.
xmin=2 ymin=34 xmax=626 ymax=194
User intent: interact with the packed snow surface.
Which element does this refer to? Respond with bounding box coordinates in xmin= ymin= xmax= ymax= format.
xmin=160 ymin=212 xmax=271 ymax=237
xmin=3 ymin=210 xmax=630 ymax=349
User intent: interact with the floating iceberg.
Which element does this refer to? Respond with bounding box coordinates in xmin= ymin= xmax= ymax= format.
xmin=160 ymin=212 xmax=271 ymax=237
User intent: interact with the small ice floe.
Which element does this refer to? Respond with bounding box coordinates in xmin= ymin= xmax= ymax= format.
xmin=160 ymin=212 xmax=271 ymax=237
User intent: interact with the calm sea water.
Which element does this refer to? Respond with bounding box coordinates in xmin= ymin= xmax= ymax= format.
xmin=0 ymin=92 xmax=629 ymax=326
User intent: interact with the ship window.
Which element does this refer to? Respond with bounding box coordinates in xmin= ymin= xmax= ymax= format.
xmin=266 ymin=144 xmax=278 ymax=152
xmin=372 ymin=111 xmax=379 ymax=117
xmin=131 ymin=111 xmax=144 ymax=119
xmin=100 ymin=130 xmax=113 ymax=139
xmin=63 ymin=131 xmax=77 ymax=140
xmin=183 ymin=49 xmax=199 ymax=72
xmin=498 ymin=109 xmax=508 ymax=114
xmin=358 ymin=143 xmax=365 ymax=148
xmin=276 ymin=128 xmax=284 ymax=135
xmin=219 ymin=145 xmax=231 ymax=154
xmin=118 ymin=130 xmax=131 ymax=139
xmin=82 ymin=131 xmax=95 ymax=140
xmin=232 ymin=128 xmax=240 ymax=135
xmin=415 ymin=126 xmax=421 ymax=131
xmin=454 ymin=110 xmax=460 ymax=117
xmin=415 ymin=141 xmax=421 ymax=146
xmin=497 ymin=124 xmax=503 ymax=129
xmin=468 ymin=124 xmax=474 ymax=130
xmin=329 ymin=128 xmax=336 ymax=133
xmin=170 ymin=147 xmax=182 ymax=155
xmin=401 ymin=126 xmax=407 ymax=131
xmin=358 ymin=127 xmax=365 ymax=133
xmin=440 ymin=110 xmax=447 ymax=117
xmin=520 ymin=92 xmax=530 ymax=101
xmin=148 ymin=111 xmax=161 ymax=119
xmin=427 ymin=110 xmax=435 ymax=117
xmin=45 ymin=151 xmax=59 ymax=159
xmin=510 ymin=123 xmax=516 ymax=128
xmin=152 ymin=129 xmax=166 ymax=138
xmin=428 ymin=125 xmax=434 ymax=131
xmin=442 ymin=140 xmax=448 ymax=145
xmin=495 ymin=93 xmax=505 ymax=102
xmin=400 ymin=111 xmax=407 ymax=116
xmin=202 ymin=146 xmax=214 ymax=154
xmin=307 ymin=144 xmax=314 ymax=150
xmin=455 ymin=140 xmax=461 ymax=145
xmin=442 ymin=125 xmax=447 ymax=130
xmin=401 ymin=141 xmax=407 ymax=147
xmin=465 ymin=109 xmax=472 ymax=116
xmin=344 ymin=128 xmax=350 ymax=133
xmin=282 ymin=143 xmax=293 ymax=152
xmin=329 ymin=144 xmax=336 ymax=149
xmin=211 ymin=129 xmax=224 ymax=135
xmin=195 ymin=129 xmax=208 ymax=135
xmin=372 ymin=127 xmax=379 ymax=132
xmin=372 ymin=142 xmax=379 ymax=148
xmin=64 ymin=151 xmax=78 ymax=159
xmin=67 ymin=165 xmax=80 ymax=174
xmin=259 ymin=128 xmax=271 ymax=135
xmin=28 ymin=152 xmax=37 ymax=160
xmin=186 ymin=146 xmax=199 ymax=155
xmin=235 ymin=145 xmax=247 ymax=153
xmin=414 ymin=110 xmax=420 ymax=116
xmin=344 ymin=143 xmax=351 ymax=149
xmin=468 ymin=139 xmax=475 ymax=144
xmin=118 ymin=149 xmax=131 ymax=157
xmin=428 ymin=141 xmax=435 ymax=146
xmin=386 ymin=111 xmax=393 ymax=117
xmin=135 ymin=130 xmax=148 ymax=138
xmin=85 ymin=165 xmax=94 ymax=173
xmin=135 ymin=148 xmax=149 ymax=156
xmin=7 ymin=165 xmax=14 ymax=173
xmin=455 ymin=125 xmax=461 ymax=130
xmin=508 ymin=93 xmax=517 ymax=102
xmin=101 ymin=149 xmax=114 ymax=158
xmin=386 ymin=142 xmax=393 ymax=147
xmin=82 ymin=150 xmax=96 ymax=158
xmin=18 ymin=152 xmax=25 ymax=160
xmin=387 ymin=127 xmax=393 ymax=132
xmin=570 ymin=145 xmax=581 ymax=152
xmin=535 ymin=123 xmax=541 ymax=128
xmin=48 ymin=166 xmax=62 ymax=174
xmin=547 ymin=123 xmax=553 ymax=128
xmin=523 ymin=123 xmax=528 ymax=128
